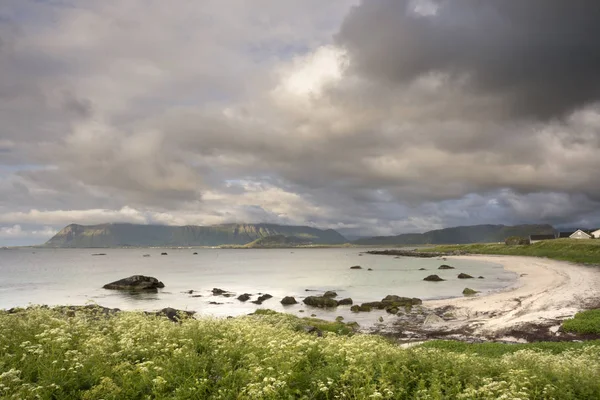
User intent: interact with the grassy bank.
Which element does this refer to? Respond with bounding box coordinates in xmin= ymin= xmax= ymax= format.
xmin=423 ymin=238 xmax=600 ymax=264
xmin=2 ymin=308 xmax=600 ymax=399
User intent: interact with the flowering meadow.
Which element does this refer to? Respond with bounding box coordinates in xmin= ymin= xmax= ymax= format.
xmin=1 ymin=307 xmax=600 ymax=399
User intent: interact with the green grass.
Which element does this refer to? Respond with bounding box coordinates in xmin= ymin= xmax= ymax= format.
xmin=562 ymin=309 xmax=600 ymax=334
xmin=424 ymin=238 xmax=600 ymax=264
xmin=2 ymin=307 xmax=600 ymax=399
xmin=421 ymin=339 xmax=600 ymax=357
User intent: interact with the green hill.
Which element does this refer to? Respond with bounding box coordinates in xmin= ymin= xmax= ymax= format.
xmin=43 ymin=223 xmax=347 ymax=248
xmin=354 ymin=224 xmax=556 ymax=245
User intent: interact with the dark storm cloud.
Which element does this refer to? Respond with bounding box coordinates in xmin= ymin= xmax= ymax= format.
xmin=3 ymin=0 xmax=600 ymax=245
xmin=337 ymin=0 xmax=600 ymax=119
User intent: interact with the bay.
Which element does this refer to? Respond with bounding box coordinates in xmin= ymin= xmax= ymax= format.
xmin=0 ymin=248 xmax=516 ymax=326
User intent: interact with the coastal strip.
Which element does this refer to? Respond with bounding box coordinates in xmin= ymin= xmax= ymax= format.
xmin=424 ymin=255 xmax=600 ymax=337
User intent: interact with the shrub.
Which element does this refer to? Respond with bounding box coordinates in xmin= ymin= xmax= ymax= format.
xmin=562 ymin=309 xmax=600 ymax=334
xmin=1 ymin=307 xmax=600 ymax=399
xmin=505 ymin=236 xmax=529 ymax=245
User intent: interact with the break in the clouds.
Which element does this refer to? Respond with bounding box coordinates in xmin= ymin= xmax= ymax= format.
xmin=2 ymin=0 xmax=600 ymax=245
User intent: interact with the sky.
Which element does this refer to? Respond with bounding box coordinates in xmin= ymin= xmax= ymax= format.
xmin=2 ymin=0 xmax=600 ymax=245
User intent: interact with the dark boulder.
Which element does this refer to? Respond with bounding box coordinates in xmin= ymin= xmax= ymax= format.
xmin=161 ymin=252 xmax=168 ymax=256
xmin=212 ymin=288 xmax=228 ymax=295
xmin=418 ymin=268 xmax=426 ymax=270
xmin=367 ymin=268 xmax=373 ymax=271
xmin=302 ymin=326 xmax=323 ymax=337
xmin=462 ymin=288 xmax=479 ymax=296
xmin=323 ymin=291 xmax=338 ymax=298
xmin=156 ymin=307 xmax=195 ymax=322
xmin=458 ymin=273 xmax=474 ymax=279
xmin=103 ymin=275 xmax=165 ymax=291
xmin=478 ymin=276 xmax=485 ymax=279
xmin=438 ymin=265 xmax=455 ymax=270
xmin=350 ymin=265 xmax=362 ymax=269
xmin=193 ymin=252 xmax=198 ymax=255
xmin=281 ymin=296 xmax=298 ymax=305
xmin=337 ymin=298 xmax=353 ymax=305
xmin=91 ymin=253 xmax=106 ymax=256
xmin=237 ymin=293 xmax=251 ymax=302
xmin=303 ymin=296 xmax=338 ymax=308
xmin=209 ymin=301 xmax=223 ymax=305
xmin=423 ymin=274 xmax=445 ymax=282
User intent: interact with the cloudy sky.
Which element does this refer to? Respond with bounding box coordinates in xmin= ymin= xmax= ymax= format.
xmin=2 ymin=0 xmax=600 ymax=245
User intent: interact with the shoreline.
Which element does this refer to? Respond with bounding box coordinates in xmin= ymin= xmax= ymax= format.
xmin=415 ymin=255 xmax=600 ymax=339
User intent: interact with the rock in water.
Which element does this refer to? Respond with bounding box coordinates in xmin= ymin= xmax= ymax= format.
xmin=462 ymin=288 xmax=479 ymax=296
xmin=252 ymin=294 xmax=273 ymax=305
xmin=303 ymin=296 xmax=338 ymax=308
xmin=438 ymin=265 xmax=455 ymax=270
xmin=103 ymin=275 xmax=165 ymax=291
xmin=323 ymin=291 xmax=338 ymax=298
xmin=350 ymin=265 xmax=362 ymax=269
xmin=281 ymin=296 xmax=298 ymax=305
xmin=161 ymin=252 xmax=168 ymax=256
xmin=458 ymin=273 xmax=474 ymax=279
xmin=423 ymin=274 xmax=445 ymax=282
xmin=337 ymin=298 xmax=353 ymax=305
xmin=237 ymin=293 xmax=251 ymax=302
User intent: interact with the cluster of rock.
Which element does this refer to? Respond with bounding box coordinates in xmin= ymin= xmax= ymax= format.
xmin=350 ymin=295 xmax=423 ymax=314
xmin=302 ymin=291 xmax=353 ymax=308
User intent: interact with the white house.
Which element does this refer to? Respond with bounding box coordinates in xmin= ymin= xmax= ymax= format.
xmin=592 ymin=229 xmax=600 ymax=239
xmin=570 ymin=229 xmax=592 ymax=239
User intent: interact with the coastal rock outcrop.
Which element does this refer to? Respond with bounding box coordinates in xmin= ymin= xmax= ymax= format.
xmin=281 ymin=296 xmax=298 ymax=305
xmin=350 ymin=265 xmax=362 ymax=270
xmin=323 ymin=291 xmax=338 ymax=298
xmin=423 ymin=274 xmax=445 ymax=282
xmin=103 ymin=275 xmax=165 ymax=291
xmin=303 ymin=296 xmax=338 ymax=308
xmin=337 ymin=298 xmax=353 ymax=305
xmin=361 ymin=295 xmax=422 ymax=310
xmin=438 ymin=265 xmax=455 ymax=270
xmin=458 ymin=273 xmax=474 ymax=279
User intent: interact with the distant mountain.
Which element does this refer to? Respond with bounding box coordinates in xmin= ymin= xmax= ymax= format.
xmin=44 ymin=223 xmax=348 ymax=248
xmin=353 ymin=224 xmax=556 ymax=245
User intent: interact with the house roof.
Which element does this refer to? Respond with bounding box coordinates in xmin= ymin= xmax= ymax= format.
xmin=559 ymin=231 xmax=575 ymax=238
xmin=529 ymin=234 xmax=556 ymax=240
xmin=571 ymin=229 xmax=592 ymax=237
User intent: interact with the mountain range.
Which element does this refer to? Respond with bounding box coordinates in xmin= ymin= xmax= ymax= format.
xmin=44 ymin=223 xmax=347 ymax=248
xmin=43 ymin=223 xmax=557 ymax=248
xmin=352 ymin=224 xmax=555 ymax=245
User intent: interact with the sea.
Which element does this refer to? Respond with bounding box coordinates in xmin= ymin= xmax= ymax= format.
xmin=0 ymin=247 xmax=517 ymax=327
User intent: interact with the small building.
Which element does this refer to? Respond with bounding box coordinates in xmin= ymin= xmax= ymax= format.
xmin=570 ymin=229 xmax=592 ymax=239
xmin=592 ymin=229 xmax=600 ymax=239
xmin=529 ymin=234 xmax=556 ymax=244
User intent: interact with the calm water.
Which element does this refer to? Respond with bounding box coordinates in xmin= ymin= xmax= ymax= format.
xmin=0 ymin=248 xmax=516 ymax=326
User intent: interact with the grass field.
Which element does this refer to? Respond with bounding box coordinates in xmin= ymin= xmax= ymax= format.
xmin=2 ymin=307 xmax=600 ymax=399
xmin=423 ymin=238 xmax=600 ymax=264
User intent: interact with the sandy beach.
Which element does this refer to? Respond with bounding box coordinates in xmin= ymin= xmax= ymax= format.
xmin=424 ymin=255 xmax=600 ymax=337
